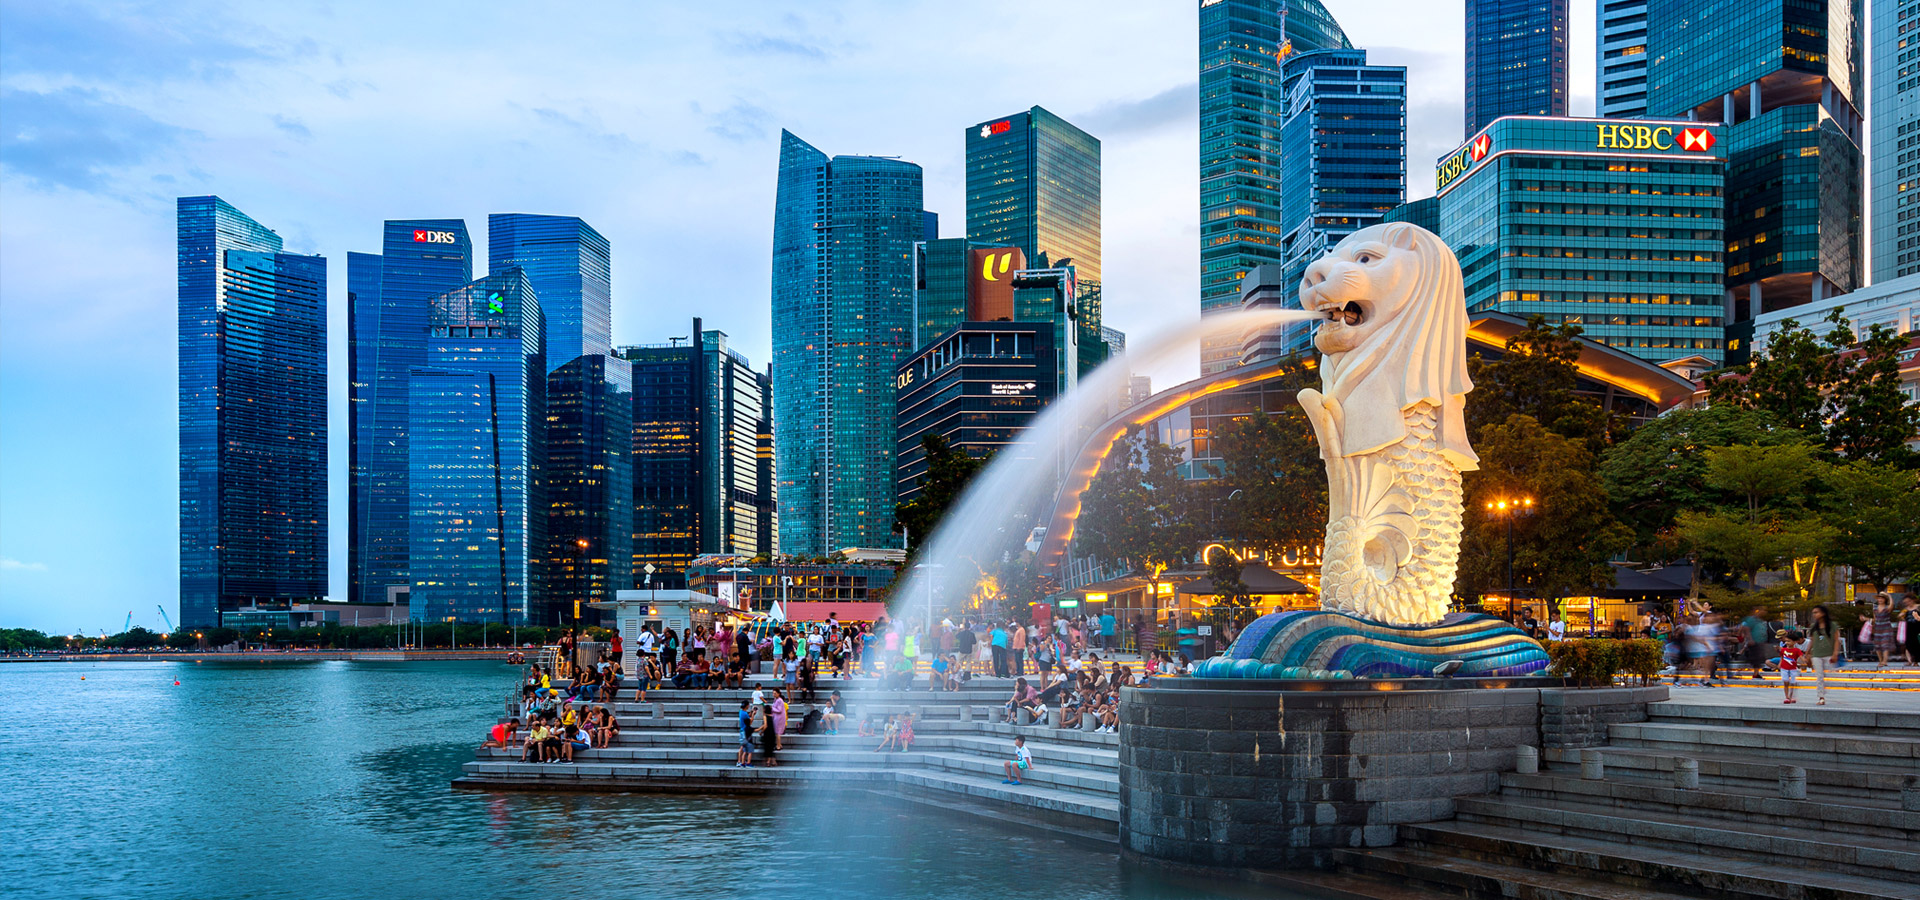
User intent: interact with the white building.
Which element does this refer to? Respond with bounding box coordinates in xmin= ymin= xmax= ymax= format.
xmin=1751 ymin=273 xmax=1920 ymax=353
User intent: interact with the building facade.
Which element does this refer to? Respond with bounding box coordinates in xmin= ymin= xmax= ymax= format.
xmin=895 ymin=321 xmax=1059 ymax=504
xmin=1199 ymin=0 xmax=1352 ymax=373
xmin=488 ymin=214 xmax=611 ymax=372
xmin=348 ymin=219 xmax=474 ymax=606
xmin=1465 ymin=0 xmax=1570 ymax=135
xmin=1873 ymin=0 xmax=1920 ymax=282
xmin=771 ymin=131 xmax=926 ymax=555
xmin=1598 ymin=0 xmax=1651 ymax=118
xmin=545 ymin=354 xmax=634 ymax=623
xmin=408 ymin=270 xmax=546 ymax=624
xmin=686 ymin=556 xmax=899 ymax=610
xmin=1432 ymin=116 xmax=1729 ymax=365
xmin=1645 ymin=0 xmax=1862 ymax=361
xmin=178 ymin=196 xmax=328 ymax=627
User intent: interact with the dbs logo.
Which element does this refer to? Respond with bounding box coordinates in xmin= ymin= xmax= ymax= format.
xmin=980 ymin=250 xmax=1016 ymax=282
xmin=414 ymin=229 xmax=457 ymax=244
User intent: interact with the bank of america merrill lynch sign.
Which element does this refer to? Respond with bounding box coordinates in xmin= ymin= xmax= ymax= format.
xmin=1436 ymin=121 xmax=1718 ymax=193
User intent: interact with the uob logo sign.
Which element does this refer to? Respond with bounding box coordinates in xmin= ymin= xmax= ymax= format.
xmin=413 ymin=229 xmax=457 ymax=244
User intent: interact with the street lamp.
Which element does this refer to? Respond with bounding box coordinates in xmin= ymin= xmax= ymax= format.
xmin=1485 ymin=497 xmax=1536 ymax=626
xmin=574 ymin=538 xmax=589 ymax=632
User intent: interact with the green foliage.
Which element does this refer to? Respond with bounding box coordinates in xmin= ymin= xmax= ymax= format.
xmin=1818 ymin=461 xmax=1920 ymax=592
xmin=1207 ymin=402 xmax=1326 ymax=558
xmin=1457 ymin=415 xmax=1632 ymax=603
xmin=1708 ymin=308 xmax=1920 ymax=465
xmin=1204 ymin=553 xmax=1255 ymax=616
xmin=1598 ymin=405 xmax=1802 ymax=546
xmin=1672 ymin=441 xmax=1835 ymax=588
xmin=1074 ymin=432 xmax=1200 ymax=575
xmin=0 ymin=628 xmax=63 ymax=652
xmin=1546 ymin=638 xmax=1663 ymax=686
xmin=1466 ymin=315 xmax=1615 ymax=451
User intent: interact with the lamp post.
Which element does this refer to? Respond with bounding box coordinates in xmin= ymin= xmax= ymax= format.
xmin=574 ymin=538 xmax=589 ymax=633
xmin=1485 ymin=497 xmax=1536 ymax=625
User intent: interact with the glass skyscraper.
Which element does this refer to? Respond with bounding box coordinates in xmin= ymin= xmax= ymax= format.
xmin=1645 ymin=0 xmax=1862 ymax=360
xmin=1598 ymin=0 xmax=1651 ymax=118
xmin=1199 ymin=0 xmax=1351 ymax=373
xmin=545 ymin=354 xmax=633 ymax=622
xmin=177 ymin=196 xmax=328 ymax=627
xmin=1250 ymin=47 xmax=1406 ymax=360
xmin=1872 ymin=0 xmax=1920 ymax=282
xmin=348 ymin=220 xmax=473 ymax=607
xmin=488 ymin=214 xmax=611 ymax=372
xmin=408 ymin=270 xmax=545 ymax=624
xmin=1464 ymin=0 xmax=1570 ymax=135
xmin=772 ymin=131 xmax=925 ymax=555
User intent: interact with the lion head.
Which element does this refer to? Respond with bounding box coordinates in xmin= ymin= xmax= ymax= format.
xmin=1298 ymin=222 xmax=1478 ymax=470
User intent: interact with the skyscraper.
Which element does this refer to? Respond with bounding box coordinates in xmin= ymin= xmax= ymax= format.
xmin=965 ymin=106 xmax=1106 ymax=373
xmin=1199 ymin=0 xmax=1352 ymax=373
xmin=1250 ymin=47 xmax=1406 ymax=360
xmin=178 ymin=196 xmax=327 ymax=627
xmin=408 ymin=270 xmax=545 ymax=624
xmin=1597 ymin=0 xmax=1651 ymax=118
xmin=1872 ymin=0 xmax=1920 ymax=282
xmin=348 ymin=220 xmax=473 ymax=607
xmin=545 ymin=354 xmax=633 ymax=622
xmin=488 ymin=214 xmax=612 ymax=372
xmin=620 ymin=321 xmax=776 ymax=584
xmin=1464 ymin=0 xmax=1571 ymax=135
xmin=1646 ymin=0 xmax=1862 ymax=360
xmin=772 ymin=131 xmax=925 ymax=555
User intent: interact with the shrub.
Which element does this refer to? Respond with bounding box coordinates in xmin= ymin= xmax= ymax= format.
xmin=1546 ymin=638 xmax=1663 ymax=686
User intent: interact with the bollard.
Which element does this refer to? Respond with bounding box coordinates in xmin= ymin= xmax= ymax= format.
xmin=1581 ymin=748 xmax=1605 ymax=781
xmin=1674 ymin=758 xmax=1699 ymax=790
xmin=702 ymin=702 xmax=714 ymax=720
xmin=1514 ymin=746 xmax=1539 ymax=775
xmin=651 ymin=701 xmax=664 ymax=720
xmin=1902 ymin=775 xmax=1920 ymax=812
xmin=1779 ymin=766 xmax=1806 ymax=800
xmin=1082 ymin=712 xmax=1101 ymax=733
xmin=1048 ymin=708 xmax=1062 ymax=728
xmin=959 ymin=705 xmax=972 ymax=723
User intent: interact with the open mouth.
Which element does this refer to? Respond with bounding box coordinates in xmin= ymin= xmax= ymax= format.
xmin=1325 ymin=301 xmax=1364 ymax=326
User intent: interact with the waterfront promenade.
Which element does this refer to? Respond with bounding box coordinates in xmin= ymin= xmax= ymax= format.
xmin=3 ymin=649 xmax=514 ymax=663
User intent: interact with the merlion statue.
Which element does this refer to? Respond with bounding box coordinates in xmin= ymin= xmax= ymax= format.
xmin=1296 ymin=222 xmax=1477 ymax=627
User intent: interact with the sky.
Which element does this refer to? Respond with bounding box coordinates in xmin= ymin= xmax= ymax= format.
xmin=0 ymin=0 xmax=1600 ymax=635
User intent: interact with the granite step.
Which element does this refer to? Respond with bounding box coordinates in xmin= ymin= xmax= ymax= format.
xmin=1401 ymin=819 xmax=1915 ymax=900
xmin=1327 ymin=845 xmax=1719 ymax=900
xmin=1452 ymin=795 xmax=1920 ymax=883
xmin=1497 ymin=770 xmax=1920 ymax=842
xmin=1543 ymin=744 xmax=1920 ymax=798
xmin=1607 ymin=721 xmax=1920 ymax=769
xmin=1646 ymin=701 xmax=1920 ymax=738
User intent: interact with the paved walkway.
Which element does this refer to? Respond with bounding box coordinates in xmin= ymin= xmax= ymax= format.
xmin=1660 ymin=681 xmax=1920 ymax=712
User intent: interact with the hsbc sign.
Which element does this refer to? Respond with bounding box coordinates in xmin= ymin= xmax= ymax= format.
xmin=413 ymin=229 xmax=457 ymax=244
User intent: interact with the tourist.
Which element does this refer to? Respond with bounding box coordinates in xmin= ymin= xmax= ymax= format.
xmin=1740 ymin=607 xmax=1772 ymax=679
xmin=597 ymin=707 xmax=619 ymax=747
xmin=1001 ymin=735 xmax=1031 ymax=786
xmin=895 ymin=712 xmax=916 ymax=752
xmin=770 ymin=687 xmax=789 ymax=750
xmin=562 ymin=721 xmax=589 ymax=762
xmin=722 ymin=647 xmax=745 ymax=689
xmin=1546 ymin=611 xmax=1566 ymax=643
xmin=1778 ymin=630 xmax=1807 ymax=704
xmin=1060 ymin=688 xmax=1085 ymax=730
xmin=797 ymin=654 xmax=818 ymax=702
xmin=782 ymin=651 xmax=801 ymax=695
xmin=1100 ymin=611 xmax=1117 ymax=652
xmin=661 ymin=627 xmax=679 ymax=678
xmin=1870 ymin=595 xmax=1898 ymax=669
xmin=1096 ymin=691 xmax=1120 ymax=734
xmin=486 ymin=717 xmax=519 ymax=749
xmin=1901 ymin=595 xmax=1920 ymax=665
xmin=929 ymin=652 xmax=949 ymax=692
xmin=873 ymin=714 xmax=902 ymax=751
xmin=1009 ymin=619 xmax=1028 ymax=677
xmin=735 ymin=626 xmax=752 ymax=676
xmin=735 ymin=700 xmax=754 ymax=768
xmin=523 ymin=720 xmax=549 ymax=762
xmin=989 ymin=622 xmax=1009 ymax=677
xmin=636 ymin=625 xmax=656 ymax=669
xmin=806 ymin=624 xmax=824 ymax=662
xmin=1003 ymin=677 xmax=1040 ymax=723
xmin=822 ymin=690 xmax=846 ymax=735
xmin=673 ymin=655 xmax=710 ymax=689
xmin=1805 ymin=605 xmax=1840 ymax=705
xmin=1111 ymin=660 xmax=1134 ymax=689
xmin=638 ymin=653 xmax=663 ymax=701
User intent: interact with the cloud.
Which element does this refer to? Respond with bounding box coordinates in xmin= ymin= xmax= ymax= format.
xmin=0 ymin=2 xmax=282 ymax=83
xmin=721 ymin=32 xmax=830 ymax=60
xmin=272 ymin=114 xmax=312 ymax=141
xmin=707 ymin=100 xmax=773 ymax=142
xmin=1075 ymin=83 xmax=1197 ymax=138
xmin=0 ymin=87 xmax=194 ymax=192
xmin=1 ymin=558 xmax=48 ymax=572
xmin=325 ymin=78 xmax=372 ymax=99
xmin=529 ymin=106 xmax=640 ymax=154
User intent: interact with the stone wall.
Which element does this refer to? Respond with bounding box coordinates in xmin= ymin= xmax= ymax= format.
xmin=1118 ymin=685 xmax=1541 ymax=869
xmin=1538 ymin=685 xmax=1668 ymax=750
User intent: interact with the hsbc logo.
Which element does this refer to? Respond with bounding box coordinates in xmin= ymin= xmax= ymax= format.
xmin=979 ymin=120 xmax=1012 ymax=139
xmin=1678 ymin=127 xmax=1716 ymax=152
xmin=413 ymin=229 xmax=457 ymax=244
xmin=1469 ymin=133 xmax=1491 ymax=161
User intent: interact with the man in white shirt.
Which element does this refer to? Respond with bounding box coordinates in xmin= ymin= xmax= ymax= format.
xmin=1547 ymin=611 xmax=1567 ymax=643
xmin=637 ymin=627 xmax=657 ymax=659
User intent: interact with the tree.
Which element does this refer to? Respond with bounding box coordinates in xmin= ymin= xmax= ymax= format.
xmin=1204 ymin=552 xmax=1256 ymax=617
xmin=1457 ymin=414 xmax=1632 ymax=605
xmin=1208 ymin=407 xmax=1326 ymax=558
xmin=1466 ymin=315 xmax=1614 ymax=450
xmin=1819 ymin=461 xmax=1920 ymax=592
xmin=1598 ymin=404 xmax=1802 ymax=547
xmin=1709 ymin=309 xmax=1920 ymax=465
xmin=1672 ymin=442 xmax=1835 ymax=591
xmin=893 ymin=433 xmax=989 ymax=549
xmin=1074 ymin=432 xmax=1200 ymax=575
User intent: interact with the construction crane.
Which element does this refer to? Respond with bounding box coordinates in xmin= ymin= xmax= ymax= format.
xmin=124 ymin=612 xmax=133 ymax=634
xmin=157 ymin=605 xmax=176 ymax=634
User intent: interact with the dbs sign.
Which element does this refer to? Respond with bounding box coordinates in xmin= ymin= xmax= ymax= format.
xmin=413 ymin=229 xmax=458 ymax=244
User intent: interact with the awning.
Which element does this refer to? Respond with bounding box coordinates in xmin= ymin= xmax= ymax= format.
xmin=1176 ymin=563 xmax=1312 ymax=596
xmin=1602 ymin=565 xmax=1694 ymax=598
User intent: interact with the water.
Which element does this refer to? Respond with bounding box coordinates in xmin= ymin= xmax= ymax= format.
xmin=0 ymin=661 xmax=1320 ymax=899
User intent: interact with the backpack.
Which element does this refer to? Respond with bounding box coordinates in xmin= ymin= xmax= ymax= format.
xmin=801 ymin=708 xmax=823 ymax=734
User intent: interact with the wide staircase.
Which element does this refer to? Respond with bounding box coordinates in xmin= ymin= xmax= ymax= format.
xmin=1327 ymin=700 xmax=1920 ymax=899
xmin=458 ymin=678 xmax=1123 ymax=844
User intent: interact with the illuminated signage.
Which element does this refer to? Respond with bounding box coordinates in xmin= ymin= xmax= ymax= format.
xmin=1084 ymin=593 xmax=1108 ymax=604
xmin=1470 ymin=132 xmax=1491 ymax=161
xmin=978 ymin=119 xmax=1012 ymax=139
xmin=1595 ymin=123 xmax=1716 ymax=152
xmin=484 ymin=290 xmax=506 ymax=316
xmin=1678 ymin=126 xmax=1716 ymax=152
xmin=895 ymin=370 xmax=915 ymax=390
xmin=1057 ymin=599 xmax=1080 ymax=608
xmin=989 ymin=382 xmax=1037 ymax=396
xmin=1437 ymin=131 xmax=1488 ymax=191
xmin=413 ymin=229 xmax=457 ymax=244
xmin=966 ymin=246 xmax=1025 ymax=321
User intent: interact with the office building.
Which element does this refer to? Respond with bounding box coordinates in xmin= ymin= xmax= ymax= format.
xmin=348 ymin=219 xmax=474 ymax=607
xmin=912 ymin=238 xmax=997 ymax=347
xmin=1429 ymin=116 xmax=1729 ymax=365
xmin=1100 ymin=326 xmax=1126 ymax=357
xmin=1199 ymin=0 xmax=1352 ymax=373
xmin=1873 ymin=0 xmax=1920 ymax=282
xmin=408 ymin=270 xmax=546 ymax=624
xmin=1752 ymin=273 xmax=1920 ymax=354
xmin=619 ymin=321 xmax=776 ymax=587
xmin=1646 ymin=0 xmax=1862 ymax=362
xmin=965 ymin=106 xmax=1107 ymax=373
xmin=1465 ymin=0 xmax=1570 ymax=135
xmin=488 ymin=214 xmax=612 ymax=372
xmin=1249 ymin=47 xmax=1407 ymax=360
xmin=1598 ymin=0 xmax=1651 ymax=118
xmin=177 ymin=196 xmax=328 ymax=628
xmin=772 ymin=131 xmax=925 ymax=555
xmin=545 ymin=354 xmax=634 ymax=623
xmin=686 ymin=556 xmax=900 ymax=610
xmin=895 ymin=321 xmax=1059 ymax=504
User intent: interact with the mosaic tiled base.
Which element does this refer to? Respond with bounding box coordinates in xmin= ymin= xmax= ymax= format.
xmin=1193 ymin=610 xmax=1550 ymax=679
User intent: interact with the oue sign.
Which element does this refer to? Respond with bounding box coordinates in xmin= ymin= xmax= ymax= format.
xmin=413 ymin=229 xmax=458 ymax=244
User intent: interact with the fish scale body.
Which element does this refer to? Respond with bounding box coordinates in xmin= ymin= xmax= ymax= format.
xmin=1319 ymin=402 xmax=1461 ymax=625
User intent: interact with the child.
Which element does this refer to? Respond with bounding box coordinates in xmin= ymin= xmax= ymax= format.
xmin=895 ymin=712 xmax=915 ymax=753
xmin=1001 ymin=735 xmax=1032 ymax=786
xmin=873 ymin=714 xmax=902 ymax=752
xmin=1779 ymin=629 xmax=1807 ymax=704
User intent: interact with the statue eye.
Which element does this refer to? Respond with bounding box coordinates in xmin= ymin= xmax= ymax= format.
xmin=1354 ymin=253 xmax=1373 ymax=264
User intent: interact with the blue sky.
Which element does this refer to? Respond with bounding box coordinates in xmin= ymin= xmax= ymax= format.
xmin=0 ymin=1 xmax=1598 ymax=634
